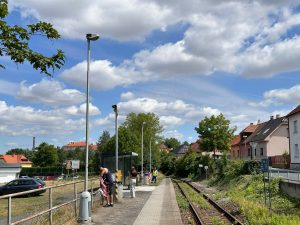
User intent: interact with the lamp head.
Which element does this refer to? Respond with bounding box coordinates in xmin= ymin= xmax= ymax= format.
xmin=86 ymin=33 xmax=100 ymax=41
xmin=112 ymin=104 xmax=118 ymax=112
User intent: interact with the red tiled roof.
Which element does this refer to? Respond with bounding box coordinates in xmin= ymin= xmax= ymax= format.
xmin=243 ymin=123 xmax=259 ymax=133
xmin=286 ymin=105 xmax=300 ymax=117
xmin=190 ymin=142 xmax=201 ymax=153
xmin=64 ymin=142 xmax=97 ymax=150
xmin=0 ymin=155 xmax=32 ymax=164
xmin=231 ymin=135 xmax=241 ymax=146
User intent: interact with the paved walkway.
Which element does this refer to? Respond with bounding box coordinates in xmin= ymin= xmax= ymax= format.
xmin=92 ymin=178 xmax=182 ymax=225
xmin=133 ymin=178 xmax=182 ymax=225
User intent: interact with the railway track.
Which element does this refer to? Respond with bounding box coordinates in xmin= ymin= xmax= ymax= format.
xmin=173 ymin=179 xmax=245 ymax=225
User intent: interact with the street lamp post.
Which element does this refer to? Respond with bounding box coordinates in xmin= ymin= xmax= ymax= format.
xmin=79 ymin=33 xmax=99 ymax=224
xmin=141 ymin=122 xmax=146 ymax=182
xmin=149 ymin=137 xmax=152 ymax=173
xmin=112 ymin=105 xmax=118 ymax=171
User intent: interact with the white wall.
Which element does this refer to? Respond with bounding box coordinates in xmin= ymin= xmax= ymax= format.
xmin=267 ymin=124 xmax=289 ymax=156
xmin=0 ymin=167 xmax=21 ymax=184
xmin=289 ymin=114 xmax=300 ymax=165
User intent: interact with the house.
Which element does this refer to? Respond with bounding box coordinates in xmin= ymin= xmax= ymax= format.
xmin=248 ymin=115 xmax=289 ymax=160
xmin=190 ymin=140 xmax=202 ymax=154
xmin=286 ymin=105 xmax=300 ymax=169
xmin=0 ymin=162 xmax=21 ymax=183
xmin=230 ymin=135 xmax=241 ymax=159
xmin=172 ymin=144 xmax=190 ymax=156
xmin=239 ymin=123 xmax=259 ymax=159
xmin=62 ymin=141 xmax=97 ymax=151
xmin=159 ymin=143 xmax=171 ymax=153
xmin=0 ymin=154 xmax=32 ymax=168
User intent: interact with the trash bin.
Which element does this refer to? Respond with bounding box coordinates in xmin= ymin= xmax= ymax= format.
xmin=79 ymin=191 xmax=91 ymax=223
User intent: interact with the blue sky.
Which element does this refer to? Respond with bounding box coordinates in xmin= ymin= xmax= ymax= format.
xmin=1 ymin=1 xmax=300 ymax=153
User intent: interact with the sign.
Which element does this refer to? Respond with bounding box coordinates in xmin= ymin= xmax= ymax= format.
xmin=199 ymin=164 xmax=203 ymax=168
xmin=71 ymin=160 xmax=80 ymax=169
xmin=204 ymin=166 xmax=208 ymax=170
xmin=261 ymin=159 xmax=269 ymax=172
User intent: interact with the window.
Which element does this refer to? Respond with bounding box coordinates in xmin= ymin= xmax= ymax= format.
xmin=260 ymin=148 xmax=263 ymax=156
xmin=255 ymin=148 xmax=257 ymax=156
xmin=295 ymin=144 xmax=299 ymax=159
xmin=248 ymin=148 xmax=251 ymax=156
xmin=294 ymin=120 xmax=298 ymax=134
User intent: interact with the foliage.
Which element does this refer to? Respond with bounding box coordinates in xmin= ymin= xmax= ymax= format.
xmin=32 ymin=142 xmax=59 ymax=167
xmin=164 ymin=137 xmax=180 ymax=149
xmin=0 ymin=0 xmax=65 ymax=76
xmin=195 ymin=114 xmax=236 ymax=153
xmin=174 ymin=150 xmax=199 ymax=177
xmin=159 ymin=150 xmax=176 ymax=175
xmin=120 ymin=112 xmax=163 ymax=168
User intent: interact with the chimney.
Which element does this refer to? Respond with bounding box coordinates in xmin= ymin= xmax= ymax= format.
xmin=276 ymin=114 xmax=280 ymax=119
xmin=32 ymin=137 xmax=35 ymax=150
xmin=270 ymin=115 xmax=274 ymax=120
xmin=257 ymin=120 xmax=261 ymax=124
xmin=250 ymin=122 xmax=253 ymax=125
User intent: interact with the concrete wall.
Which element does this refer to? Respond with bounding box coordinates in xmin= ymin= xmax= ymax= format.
xmin=280 ymin=181 xmax=300 ymax=199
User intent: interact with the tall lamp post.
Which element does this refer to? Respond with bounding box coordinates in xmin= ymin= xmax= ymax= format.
xmin=79 ymin=33 xmax=99 ymax=224
xmin=141 ymin=122 xmax=146 ymax=181
xmin=149 ymin=137 xmax=152 ymax=173
xmin=112 ymin=105 xmax=118 ymax=171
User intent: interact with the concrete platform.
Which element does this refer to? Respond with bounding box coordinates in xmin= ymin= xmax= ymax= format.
xmin=91 ymin=178 xmax=182 ymax=225
xmin=133 ymin=178 xmax=182 ymax=225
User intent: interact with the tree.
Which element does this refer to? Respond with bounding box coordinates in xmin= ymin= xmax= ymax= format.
xmin=0 ymin=0 xmax=65 ymax=76
xmin=32 ymin=142 xmax=58 ymax=167
xmin=97 ymin=130 xmax=111 ymax=151
xmin=115 ymin=112 xmax=163 ymax=170
xmin=195 ymin=114 xmax=236 ymax=158
xmin=164 ymin=137 xmax=180 ymax=149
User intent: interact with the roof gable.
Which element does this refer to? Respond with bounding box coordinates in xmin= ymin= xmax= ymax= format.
xmin=286 ymin=105 xmax=300 ymax=118
xmin=249 ymin=117 xmax=287 ymax=142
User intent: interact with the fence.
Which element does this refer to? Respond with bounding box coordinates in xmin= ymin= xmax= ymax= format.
xmin=0 ymin=178 xmax=100 ymax=225
xmin=269 ymin=167 xmax=300 ymax=182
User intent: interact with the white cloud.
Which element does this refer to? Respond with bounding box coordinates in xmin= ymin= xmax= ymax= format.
xmin=16 ymin=79 xmax=85 ymax=106
xmin=0 ymin=100 xmax=87 ymax=136
xmin=160 ymin=116 xmax=183 ymax=128
xmin=249 ymin=84 xmax=300 ymax=107
xmin=10 ymin=0 xmax=175 ymax=41
xmin=163 ymin=130 xmax=184 ymax=141
xmin=60 ymin=60 xmax=142 ymax=90
xmin=121 ymin=91 xmax=135 ymax=100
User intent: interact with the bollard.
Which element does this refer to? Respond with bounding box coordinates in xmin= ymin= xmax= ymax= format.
xmin=79 ymin=191 xmax=91 ymax=224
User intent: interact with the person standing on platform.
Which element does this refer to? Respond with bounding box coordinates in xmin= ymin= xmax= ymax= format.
xmin=152 ymin=168 xmax=158 ymax=183
xmin=129 ymin=166 xmax=137 ymax=198
xmin=100 ymin=167 xmax=114 ymax=207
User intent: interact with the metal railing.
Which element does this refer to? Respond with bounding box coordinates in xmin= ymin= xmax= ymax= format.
xmin=0 ymin=178 xmax=100 ymax=225
xmin=269 ymin=167 xmax=300 ymax=182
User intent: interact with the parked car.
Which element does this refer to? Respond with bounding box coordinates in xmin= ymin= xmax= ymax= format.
xmin=0 ymin=178 xmax=46 ymax=196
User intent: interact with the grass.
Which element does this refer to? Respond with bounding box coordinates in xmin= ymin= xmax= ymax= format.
xmin=0 ymin=177 xmax=100 ymax=224
xmin=210 ymin=174 xmax=300 ymax=225
xmin=180 ymin=182 xmax=210 ymax=209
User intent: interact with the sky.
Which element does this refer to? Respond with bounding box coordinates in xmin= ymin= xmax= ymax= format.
xmin=1 ymin=0 xmax=300 ymax=153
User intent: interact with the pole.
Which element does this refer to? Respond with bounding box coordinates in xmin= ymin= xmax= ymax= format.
xmin=150 ymin=138 xmax=152 ymax=173
xmin=141 ymin=123 xmax=144 ymax=180
xmin=84 ymin=38 xmax=90 ymax=192
xmin=115 ymin=107 xmax=118 ymax=171
xmin=79 ymin=33 xmax=99 ymax=224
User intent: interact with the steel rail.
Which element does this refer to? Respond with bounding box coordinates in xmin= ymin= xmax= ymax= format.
xmin=185 ymin=180 xmax=245 ymax=225
xmin=173 ymin=179 xmax=203 ymax=225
